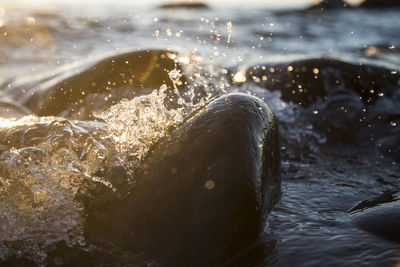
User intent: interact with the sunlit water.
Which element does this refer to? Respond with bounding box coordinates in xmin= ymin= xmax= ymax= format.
xmin=0 ymin=1 xmax=399 ymax=266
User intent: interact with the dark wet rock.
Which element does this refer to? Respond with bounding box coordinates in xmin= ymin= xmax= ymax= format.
xmin=45 ymin=241 xmax=92 ymax=267
xmin=246 ymin=58 xmax=399 ymax=107
xmin=351 ymin=191 xmax=400 ymax=243
xmin=0 ymin=101 xmax=31 ymax=118
xmin=307 ymin=0 xmax=353 ymax=11
xmin=307 ymin=69 xmax=365 ymax=142
xmin=224 ymin=234 xmax=276 ymax=266
xmin=159 ymin=2 xmax=209 ymax=9
xmin=0 ymin=257 xmax=36 ymax=267
xmin=376 ymin=177 xmax=391 ymax=185
xmin=275 ymin=0 xmax=352 ymax=15
xmin=350 ymin=190 xmax=398 ymax=212
xmin=353 ymin=205 xmax=400 ymax=243
xmin=14 ymin=50 xmax=186 ymax=119
xmin=0 ymin=241 xmax=155 ymax=266
xmin=360 ymin=0 xmax=400 ymax=8
xmin=244 ymin=58 xmax=400 ymax=150
xmin=85 ymin=93 xmax=281 ymax=266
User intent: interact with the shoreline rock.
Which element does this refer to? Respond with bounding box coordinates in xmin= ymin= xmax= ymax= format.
xmin=85 ymin=93 xmax=281 ymax=266
xmin=19 ymin=49 xmax=186 ymax=119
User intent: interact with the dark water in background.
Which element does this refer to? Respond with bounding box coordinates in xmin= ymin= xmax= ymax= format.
xmin=0 ymin=1 xmax=400 ymax=266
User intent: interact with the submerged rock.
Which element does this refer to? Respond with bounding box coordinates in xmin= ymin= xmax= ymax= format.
xmin=351 ymin=191 xmax=400 ymax=243
xmin=360 ymin=0 xmax=400 ymax=8
xmin=86 ymin=93 xmax=281 ymax=266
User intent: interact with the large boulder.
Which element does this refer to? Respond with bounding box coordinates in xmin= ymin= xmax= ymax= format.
xmin=85 ymin=93 xmax=281 ymax=266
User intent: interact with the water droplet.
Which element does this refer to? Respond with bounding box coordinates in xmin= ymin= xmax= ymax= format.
xmin=226 ymin=20 xmax=232 ymax=43
xmin=25 ymin=17 xmax=36 ymax=26
xmin=233 ymin=71 xmax=246 ymax=83
xmin=204 ymin=180 xmax=215 ymax=190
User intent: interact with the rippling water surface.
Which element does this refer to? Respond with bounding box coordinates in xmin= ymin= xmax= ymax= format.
xmin=0 ymin=1 xmax=399 ymax=266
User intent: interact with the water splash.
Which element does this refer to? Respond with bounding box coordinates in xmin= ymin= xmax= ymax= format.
xmin=98 ymin=86 xmax=184 ymax=178
xmin=0 ymin=116 xmax=116 ymax=263
xmin=0 ymin=85 xmax=191 ymax=263
xmin=0 ymin=50 xmax=231 ymax=263
xmin=168 ymin=64 xmax=186 ymax=107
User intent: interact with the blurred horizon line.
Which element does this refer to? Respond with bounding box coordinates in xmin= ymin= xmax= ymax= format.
xmin=0 ymin=0 xmax=365 ymax=9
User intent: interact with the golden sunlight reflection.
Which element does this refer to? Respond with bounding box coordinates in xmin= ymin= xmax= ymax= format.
xmin=0 ymin=6 xmax=5 ymax=28
xmin=0 ymin=117 xmax=17 ymax=127
xmin=233 ymin=71 xmax=246 ymax=84
xmin=0 ymin=0 xmax=398 ymax=265
xmin=204 ymin=180 xmax=215 ymax=190
xmin=178 ymin=55 xmax=190 ymax=65
xmin=0 ymin=17 xmax=54 ymax=49
xmin=365 ymin=46 xmax=378 ymax=56
xmin=98 ymin=86 xmax=184 ymax=176
xmin=0 ymin=116 xmax=69 ymax=129
xmin=0 ymin=6 xmax=5 ymax=17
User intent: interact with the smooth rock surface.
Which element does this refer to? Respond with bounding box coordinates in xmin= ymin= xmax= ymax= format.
xmin=14 ymin=50 xmax=185 ymax=119
xmin=351 ymin=191 xmax=400 ymax=243
xmin=86 ymin=93 xmax=281 ymax=266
